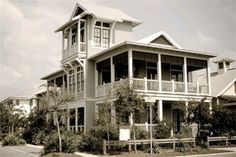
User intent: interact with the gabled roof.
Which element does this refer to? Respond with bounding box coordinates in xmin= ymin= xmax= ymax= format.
xmin=138 ymin=31 xmax=181 ymax=49
xmin=55 ymin=2 xmax=141 ymax=32
xmin=41 ymin=69 xmax=65 ymax=80
xmin=211 ymin=68 xmax=236 ymax=97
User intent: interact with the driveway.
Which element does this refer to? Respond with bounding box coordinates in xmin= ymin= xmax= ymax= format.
xmin=0 ymin=144 xmax=42 ymax=157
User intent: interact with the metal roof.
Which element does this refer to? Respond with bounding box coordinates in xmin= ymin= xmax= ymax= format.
xmin=55 ymin=2 xmax=141 ymax=32
xmin=211 ymin=68 xmax=236 ymax=97
xmin=88 ymin=41 xmax=217 ymax=60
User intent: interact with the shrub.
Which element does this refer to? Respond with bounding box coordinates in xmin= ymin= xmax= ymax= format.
xmin=176 ymin=141 xmax=191 ymax=152
xmin=79 ymin=133 xmax=102 ymax=152
xmin=32 ymin=131 xmax=46 ymax=145
xmin=43 ymin=131 xmax=81 ymax=154
xmin=131 ymin=127 xmax=149 ymax=140
xmin=153 ymin=121 xmax=170 ymax=139
xmin=2 ymin=134 xmax=26 ymax=146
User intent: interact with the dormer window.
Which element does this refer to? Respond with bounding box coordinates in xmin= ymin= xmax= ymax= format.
xmin=94 ymin=21 xmax=110 ymax=48
xmin=218 ymin=62 xmax=223 ymax=69
xmin=225 ymin=62 xmax=230 ymax=68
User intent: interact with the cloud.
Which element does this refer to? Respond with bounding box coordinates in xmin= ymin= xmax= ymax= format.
xmin=197 ymin=30 xmax=215 ymax=44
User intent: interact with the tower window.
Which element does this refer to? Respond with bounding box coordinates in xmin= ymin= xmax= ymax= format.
xmin=94 ymin=21 xmax=110 ymax=48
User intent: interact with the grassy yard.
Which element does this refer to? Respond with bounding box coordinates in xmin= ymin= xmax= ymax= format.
xmin=104 ymin=148 xmax=231 ymax=157
xmin=41 ymin=153 xmax=82 ymax=157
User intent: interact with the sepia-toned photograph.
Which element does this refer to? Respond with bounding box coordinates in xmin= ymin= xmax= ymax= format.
xmin=0 ymin=0 xmax=236 ymax=157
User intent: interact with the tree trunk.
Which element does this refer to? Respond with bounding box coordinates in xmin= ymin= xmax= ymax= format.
xmin=56 ymin=115 xmax=62 ymax=152
xmin=133 ymin=126 xmax=137 ymax=154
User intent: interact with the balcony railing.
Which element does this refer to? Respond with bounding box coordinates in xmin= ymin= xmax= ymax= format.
xmin=96 ymin=78 xmax=209 ymax=97
xmin=62 ymin=42 xmax=86 ymax=59
xmin=69 ymin=125 xmax=85 ymax=133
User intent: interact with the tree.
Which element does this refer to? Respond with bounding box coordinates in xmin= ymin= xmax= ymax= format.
xmin=114 ymin=81 xmax=146 ymax=153
xmin=185 ymin=98 xmax=211 ymax=143
xmin=40 ymin=88 xmax=73 ymax=152
xmin=211 ymin=107 xmax=236 ymax=136
xmin=0 ymin=101 xmax=25 ymax=134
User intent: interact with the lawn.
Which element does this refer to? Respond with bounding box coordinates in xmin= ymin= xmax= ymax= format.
xmin=104 ymin=148 xmax=231 ymax=157
xmin=41 ymin=153 xmax=82 ymax=157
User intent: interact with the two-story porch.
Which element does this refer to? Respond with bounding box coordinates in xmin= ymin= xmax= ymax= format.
xmin=91 ymin=41 xmax=215 ymax=134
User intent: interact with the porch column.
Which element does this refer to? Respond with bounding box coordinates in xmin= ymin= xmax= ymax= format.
xmin=62 ymin=31 xmax=64 ymax=52
xmin=158 ymin=53 xmax=162 ymax=92
xmin=209 ymin=101 xmax=212 ymax=114
xmin=185 ymin=101 xmax=189 ymax=117
xmin=66 ymin=71 xmax=70 ymax=94
xmin=184 ymin=57 xmax=188 ymax=93
xmin=207 ymin=60 xmax=211 ymax=96
xmin=75 ymin=108 xmax=78 ymax=132
xmin=75 ymin=67 xmax=78 ymax=97
xmin=69 ymin=27 xmax=72 ymax=50
xmin=158 ymin=100 xmax=163 ymax=121
xmin=128 ymin=49 xmax=133 ymax=83
xmin=95 ymin=67 xmax=98 ymax=97
xmin=77 ymin=20 xmax=80 ymax=52
xmin=111 ymin=57 xmax=115 ymax=82
xmin=67 ymin=108 xmax=70 ymax=131
xmin=129 ymin=113 xmax=133 ymax=126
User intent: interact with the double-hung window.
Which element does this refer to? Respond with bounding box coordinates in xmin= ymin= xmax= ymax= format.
xmin=94 ymin=21 xmax=110 ymax=48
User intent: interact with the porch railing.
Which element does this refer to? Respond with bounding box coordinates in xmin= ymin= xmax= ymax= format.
xmin=69 ymin=125 xmax=85 ymax=133
xmin=62 ymin=42 xmax=86 ymax=59
xmin=96 ymin=78 xmax=209 ymax=97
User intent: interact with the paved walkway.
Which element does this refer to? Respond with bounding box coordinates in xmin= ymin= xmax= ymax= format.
xmin=0 ymin=144 xmax=43 ymax=157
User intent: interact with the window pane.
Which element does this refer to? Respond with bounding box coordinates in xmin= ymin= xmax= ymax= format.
xmin=95 ymin=21 xmax=101 ymax=26
xmin=103 ymin=22 xmax=110 ymax=28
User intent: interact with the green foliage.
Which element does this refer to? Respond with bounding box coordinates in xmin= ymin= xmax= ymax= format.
xmin=22 ymin=108 xmax=56 ymax=144
xmin=79 ymin=133 xmax=103 ymax=152
xmin=211 ymin=108 xmax=236 ymax=136
xmin=43 ymin=131 xmax=80 ymax=154
xmin=79 ymin=127 xmax=119 ymax=152
xmin=131 ymin=127 xmax=149 ymax=140
xmin=153 ymin=121 xmax=170 ymax=139
xmin=176 ymin=140 xmax=191 ymax=152
xmin=114 ymin=83 xmax=146 ymax=125
xmin=2 ymin=134 xmax=26 ymax=146
xmin=186 ymin=100 xmax=211 ymax=126
xmin=32 ymin=131 xmax=46 ymax=145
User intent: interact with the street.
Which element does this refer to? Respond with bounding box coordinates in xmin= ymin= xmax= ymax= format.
xmin=0 ymin=144 xmax=42 ymax=157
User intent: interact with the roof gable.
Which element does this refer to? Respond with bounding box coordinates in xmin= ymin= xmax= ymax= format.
xmin=138 ymin=31 xmax=181 ymax=49
xmin=70 ymin=4 xmax=85 ymax=19
xmin=151 ymin=35 xmax=174 ymax=46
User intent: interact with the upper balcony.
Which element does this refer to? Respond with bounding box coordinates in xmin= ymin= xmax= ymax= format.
xmin=95 ymin=50 xmax=211 ymax=98
xmin=62 ymin=20 xmax=86 ymax=63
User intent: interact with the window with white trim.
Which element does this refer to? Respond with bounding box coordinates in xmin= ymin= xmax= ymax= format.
xmin=94 ymin=21 xmax=110 ymax=48
xmin=77 ymin=66 xmax=84 ymax=92
xmin=69 ymin=70 xmax=76 ymax=94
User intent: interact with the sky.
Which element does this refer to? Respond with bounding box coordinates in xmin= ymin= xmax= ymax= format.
xmin=0 ymin=0 xmax=236 ymax=100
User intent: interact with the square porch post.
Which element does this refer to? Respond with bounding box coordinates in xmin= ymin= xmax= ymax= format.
xmin=158 ymin=53 xmax=162 ymax=92
xmin=111 ymin=57 xmax=115 ymax=82
xmin=158 ymin=100 xmax=163 ymax=121
xmin=75 ymin=108 xmax=78 ymax=132
xmin=77 ymin=20 xmax=80 ymax=52
xmin=207 ymin=60 xmax=211 ymax=96
xmin=184 ymin=57 xmax=188 ymax=93
xmin=128 ymin=49 xmax=133 ymax=83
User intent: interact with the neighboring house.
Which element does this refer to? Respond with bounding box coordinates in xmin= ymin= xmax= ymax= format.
xmin=41 ymin=2 xmax=216 ymax=134
xmin=211 ymin=58 xmax=236 ymax=109
xmin=1 ymin=84 xmax=47 ymax=116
